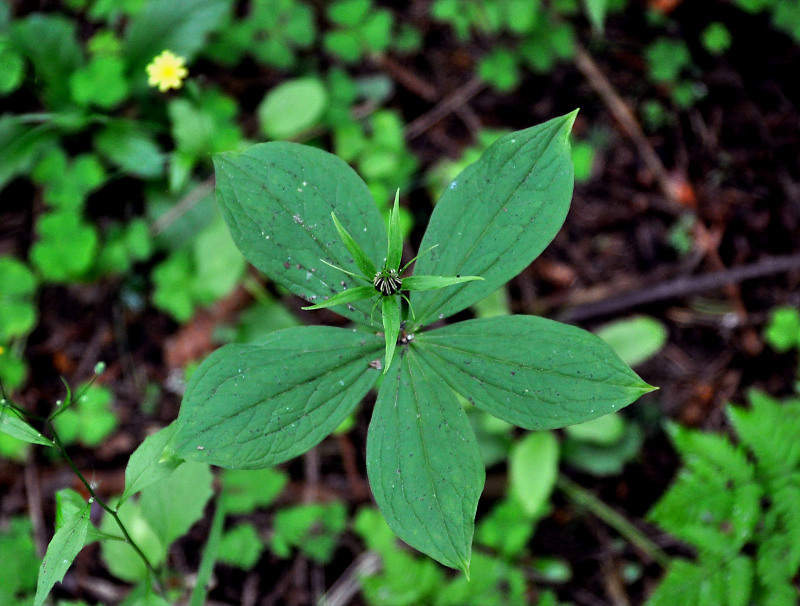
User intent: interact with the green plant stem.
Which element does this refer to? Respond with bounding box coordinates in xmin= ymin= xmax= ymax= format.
xmin=557 ymin=474 xmax=671 ymax=569
xmin=188 ymin=498 xmax=227 ymax=606
xmin=46 ymin=420 xmax=165 ymax=595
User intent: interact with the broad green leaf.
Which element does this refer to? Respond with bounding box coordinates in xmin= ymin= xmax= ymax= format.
xmin=124 ymin=0 xmax=228 ymax=77
xmin=366 ymin=349 xmax=484 ymax=573
xmin=119 ymin=424 xmax=183 ymax=507
xmin=332 ymin=212 xmax=376 ymax=277
xmin=414 ymin=316 xmax=654 ymax=430
xmin=382 ymin=295 xmax=400 ymax=373
xmin=214 ymin=142 xmax=387 ymax=328
xmin=34 ymin=501 xmax=90 ymax=606
xmin=140 ymin=461 xmax=213 ymax=546
xmin=170 ymin=326 xmax=383 ymax=468
xmin=0 ymin=404 xmax=53 ymax=447
xmin=509 ymin=431 xmax=559 ymax=517
xmin=594 ymin=315 xmax=668 ymax=367
xmin=258 ymin=77 xmax=328 ymax=140
xmin=410 ymin=113 xmax=577 ymax=327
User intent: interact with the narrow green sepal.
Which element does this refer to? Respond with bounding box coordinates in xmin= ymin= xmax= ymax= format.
xmin=318 ymin=258 xmax=371 ymax=282
xmin=402 ymin=275 xmax=484 ymax=292
xmin=387 ymin=189 xmax=403 ymax=270
xmin=382 ymin=295 xmax=400 ymax=374
xmin=331 ymin=212 xmax=377 ymax=278
xmin=399 ymin=244 xmax=439 ymax=275
xmin=301 ymin=286 xmax=376 ymax=310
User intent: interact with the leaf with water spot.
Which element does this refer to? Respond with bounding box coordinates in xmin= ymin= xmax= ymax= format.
xmin=367 ymin=348 xmax=484 ymax=573
xmin=413 ymin=315 xmax=655 ymax=430
xmin=214 ymin=142 xmax=387 ymax=328
xmin=169 ymin=326 xmax=383 ymax=469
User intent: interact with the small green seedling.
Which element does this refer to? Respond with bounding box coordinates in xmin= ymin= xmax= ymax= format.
xmin=165 ymin=112 xmax=654 ymax=574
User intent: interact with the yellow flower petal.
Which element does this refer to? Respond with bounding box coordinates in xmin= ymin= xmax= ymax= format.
xmin=145 ymin=50 xmax=188 ymax=92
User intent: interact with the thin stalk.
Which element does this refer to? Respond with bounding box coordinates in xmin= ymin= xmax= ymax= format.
xmin=188 ymin=498 xmax=227 ymax=606
xmin=46 ymin=420 xmax=165 ymax=595
xmin=557 ymin=474 xmax=671 ymax=569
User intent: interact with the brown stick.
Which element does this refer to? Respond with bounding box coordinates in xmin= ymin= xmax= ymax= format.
xmin=573 ymin=43 xmax=683 ymax=210
xmin=559 ymin=253 xmax=800 ymax=323
xmin=406 ymin=77 xmax=486 ymax=140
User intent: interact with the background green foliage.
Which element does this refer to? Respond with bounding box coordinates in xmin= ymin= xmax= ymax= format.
xmin=1 ymin=0 xmax=799 ymax=603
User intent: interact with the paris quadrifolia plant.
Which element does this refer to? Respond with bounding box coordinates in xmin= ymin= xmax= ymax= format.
xmin=160 ymin=110 xmax=655 ymax=574
xmin=0 ymin=112 xmax=656 ymax=601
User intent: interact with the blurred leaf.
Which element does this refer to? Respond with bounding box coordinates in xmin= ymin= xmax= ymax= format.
xmin=509 ymin=431 xmax=560 ymax=517
xmin=100 ymin=499 xmax=164 ymax=582
xmin=564 ymin=412 xmax=625 ymax=445
xmin=32 ymin=151 xmax=105 ymax=210
xmin=0 ymin=348 xmax=27 ymax=392
xmin=217 ymin=523 xmax=263 ymax=568
xmin=0 ymin=256 xmax=38 ymax=341
xmin=9 ymin=14 xmax=82 ymax=109
xmin=584 ymin=0 xmax=608 ymax=33
xmin=271 ymin=502 xmax=347 ymax=564
xmin=52 ymin=383 xmax=117 ymax=447
xmin=562 ymin=420 xmax=644 ymax=476
xmin=124 ymin=0 xmax=229 ymax=77
xmin=594 ymin=316 xmax=668 ymax=367
xmin=763 ymin=306 xmax=800 ymax=352
xmin=258 ymin=78 xmax=328 ymax=140
xmin=433 ymin=551 xmax=527 ymax=606
xmin=168 ymin=89 xmax=242 ymax=163
xmin=0 ymin=117 xmax=58 ymax=191
xmin=646 ymin=38 xmax=692 ymax=83
xmin=94 ymin=121 xmax=164 ymax=178
xmin=139 ymin=461 xmax=213 ymax=547
xmin=69 ymin=55 xmax=129 ymax=109
xmin=220 ymin=468 xmax=287 ymax=514
xmin=0 ymin=517 xmax=39 ymax=597
xmin=191 ymin=216 xmax=246 ymax=303
xmin=475 ymin=497 xmax=535 ymax=558
xmin=0 ymin=35 xmax=25 ymax=94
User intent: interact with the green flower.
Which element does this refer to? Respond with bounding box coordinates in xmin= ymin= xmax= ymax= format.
xmin=302 ymin=191 xmax=482 ymax=371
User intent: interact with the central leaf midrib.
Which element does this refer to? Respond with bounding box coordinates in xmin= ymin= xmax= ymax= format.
xmin=221 ymin=156 xmax=381 ymax=328
xmin=415 ymin=129 xmax=561 ymax=323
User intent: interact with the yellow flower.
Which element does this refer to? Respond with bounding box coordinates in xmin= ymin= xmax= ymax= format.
xmin=0 ymin=345 xmax=5 ymax=355
xmin=146 ymin=50 xmax=188 ymax=92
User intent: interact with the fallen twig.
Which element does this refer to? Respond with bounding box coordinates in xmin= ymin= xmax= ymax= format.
xmin=559 ymin=253 xmax=800 ymax=323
